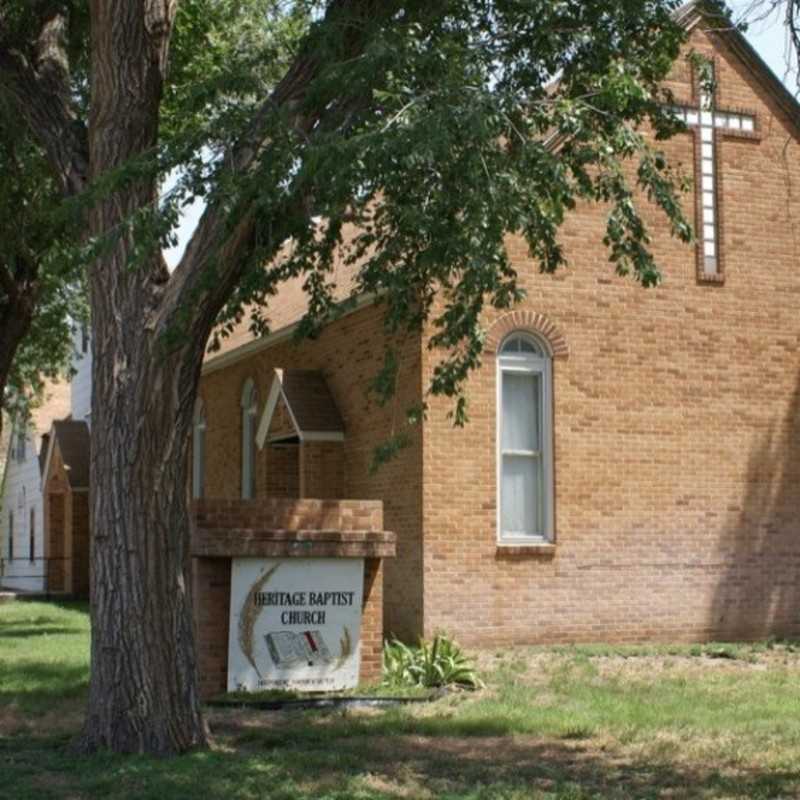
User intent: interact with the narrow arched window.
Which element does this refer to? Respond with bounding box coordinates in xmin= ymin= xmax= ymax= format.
xmin=8 ymin=511 xmax=13 ymax=561
xmin=192 ymin=398 xmax=207 ymax=500
xmin=29 ymin=508 xmax=35 ymax=563
xmin=241 ymin=379 xmax=258 ymax=499
xmin=497 ymin=333 xmax=554 ymax=541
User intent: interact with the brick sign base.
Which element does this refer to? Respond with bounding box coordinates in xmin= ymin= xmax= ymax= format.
xmin=190 ymin=498 xmax=394 ymax=699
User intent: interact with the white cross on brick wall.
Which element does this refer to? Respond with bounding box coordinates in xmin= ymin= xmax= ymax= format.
xmin=672 ymin=64 xmax=756 ymax=280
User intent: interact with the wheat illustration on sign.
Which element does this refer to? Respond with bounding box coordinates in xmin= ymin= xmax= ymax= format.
xmin=334 ymin=627 xmax=352 ymax=671
xmin=238 ymin=563 xmax=280 ymax=679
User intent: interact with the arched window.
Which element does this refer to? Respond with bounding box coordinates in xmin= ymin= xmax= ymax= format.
xmin=192 ymin=398 xmax=207 ymax=500
xmin=7 ymin=511 xmax=13 ymax=561
xmin=497 ymin=332 xmax=554 ymax=541
xmin=241 ymin=379 xmax=258 ymax=499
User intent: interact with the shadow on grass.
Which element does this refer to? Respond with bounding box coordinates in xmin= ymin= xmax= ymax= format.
xmin=0 ymin=626 xmax=83 ymax=639
xmin=0 ymin=659 xmax=88 ymax=709
xmin=209 ymin=709 xmax=800 ymax=800
xmin=5 ymin=719 xmax=799 ymax=800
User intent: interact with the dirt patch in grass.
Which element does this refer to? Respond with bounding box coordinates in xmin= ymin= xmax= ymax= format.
xmin=580 ymin=647 xmax=800 ymax=691
xmin=592 ymin=654 xmax=764 ymax=680
xmin=475 ymin=644 xmax=800 ymax=685
xmin=207 ymin=705 xmax=296 ymax=734
xmin=0 ymin=699 xmax=84 ymax=738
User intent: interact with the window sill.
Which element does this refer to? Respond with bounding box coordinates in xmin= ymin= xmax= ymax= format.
xmin=495 ymin=541 xmax=556 ymax=558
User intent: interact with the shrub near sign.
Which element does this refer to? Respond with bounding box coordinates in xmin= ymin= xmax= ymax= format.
xmin=227 ymin=558 xmax=364 ymax=692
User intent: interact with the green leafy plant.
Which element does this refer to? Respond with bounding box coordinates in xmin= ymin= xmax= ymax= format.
xmin=383 ymin=634 xmax=483 ymax=690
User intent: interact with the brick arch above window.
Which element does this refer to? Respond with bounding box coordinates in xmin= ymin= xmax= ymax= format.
xmin=485 ymin=311 xmax=569 ymax=360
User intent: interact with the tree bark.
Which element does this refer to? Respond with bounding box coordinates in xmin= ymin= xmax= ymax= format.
xmin=0 ymin=7 xmax=89 ymax=196
xmin=78 ymin=324 xmax=208 ymax=754
xmin=75 ymin=0 xmax=208 ymax=755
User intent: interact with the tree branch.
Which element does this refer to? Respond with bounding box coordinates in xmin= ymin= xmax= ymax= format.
xmin=0 ymin=5 xmax=88 ymax=196
xmin=0 ymin=262 xmax=18 ymax=302
xmin=157 ymin=0 xmax=398 ymax=346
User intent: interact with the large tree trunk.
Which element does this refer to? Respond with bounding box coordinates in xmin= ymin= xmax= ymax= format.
xmin=79 ymin=319 xmax=208 ymax=754
xmin=76 ymin=0 xmax=209 ymax=755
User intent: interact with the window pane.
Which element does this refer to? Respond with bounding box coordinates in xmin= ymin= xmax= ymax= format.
xmin=501 ymin=455 xmax=541 ymax=535
xmin=500 ymin=335 xmax=543 ymax=356
xmin=502 ymin=371 xmax=540 ymax=452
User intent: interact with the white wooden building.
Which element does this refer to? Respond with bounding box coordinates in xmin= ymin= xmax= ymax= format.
xmin=0 ymin=328 xmax=91 ymax=592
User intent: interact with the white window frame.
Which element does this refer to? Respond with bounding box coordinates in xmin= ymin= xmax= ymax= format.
xmin=496 ymin=332 xmax=554 ymax=543
xmin=240 ymin=379 xmax=258 ymax=500
xmin=192 ymin=398 xmax=206 ymax=500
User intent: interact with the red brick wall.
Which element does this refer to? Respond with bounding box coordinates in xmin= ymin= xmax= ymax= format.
xmin=193 ymin=497 xmax=384 ymax=533
xmin=300 ymin=441 xmax=344 ymax=499
xmin=360 ymin=558 xmax=384 ymax=683
xmin=199 ymin=26 xmax=800 ymax=650
xmin=193 ymin=557 xmax=231 ymax=699
xmin=71 ymin=492 xmax=90 ymax=599
xmin=200 ymin=303 xmax=424 ymax=640
xmin=419 ymin=27 xmax=800 ymax=646
xmin=47 ymin=493 xmax=66 ymax=593
xmin=264 ymin=443 xmax=300 ymax=498
xmin=191 ymin=499 xmax=392 ymax=697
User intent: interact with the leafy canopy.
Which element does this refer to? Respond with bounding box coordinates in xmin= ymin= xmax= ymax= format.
xmin=11 ymin=1 xmax=695 ymax=431
xmin=155 ymin=1 xmax=694 ymax=427
xmin=0 ymin=98 xmax=86 ymax=420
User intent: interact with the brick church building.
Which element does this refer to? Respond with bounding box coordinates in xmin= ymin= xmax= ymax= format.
xmin=196 ymin=2 xmax=800 ymax=649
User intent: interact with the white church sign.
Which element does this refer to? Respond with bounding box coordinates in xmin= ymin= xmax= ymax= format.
xmin=227 ymin=557 xmax=364 ymax=692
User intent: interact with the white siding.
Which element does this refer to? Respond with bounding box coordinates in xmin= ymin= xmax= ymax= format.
xmin=0 ymin=327 xmax=85 ymax=592
xmin=0 ymin=428 xmax=46 ymax=591
xmin=71 ymin=326 xmax=92 ymax=424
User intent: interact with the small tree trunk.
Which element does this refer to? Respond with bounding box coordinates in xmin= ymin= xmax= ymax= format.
xmin=0 ymin=287 xmax=36 ymax=436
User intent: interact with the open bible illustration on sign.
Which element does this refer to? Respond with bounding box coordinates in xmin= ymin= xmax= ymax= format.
xmin=265 ymin=630 xmax=333 ymax=667
xmin=230 ymin=558 xmax=363 ymax=691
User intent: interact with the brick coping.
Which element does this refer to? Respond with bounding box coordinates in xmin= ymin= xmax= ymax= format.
xmin=195 ymin=528 xmax=394 ymax=542
xmin=191 ymin=497 xmax=396 ymax=559
xmin=192 ymin=529 xmax=396 ymax=559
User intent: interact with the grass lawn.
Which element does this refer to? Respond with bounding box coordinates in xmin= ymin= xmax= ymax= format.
xmin=2 ymin=601 xmax=800 ymax=799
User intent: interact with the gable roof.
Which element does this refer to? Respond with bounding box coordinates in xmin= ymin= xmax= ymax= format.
xmin=45 ymin=420 xmax=90 ymax=489
xmin=282 ymin=370 xmax=345 ymax=433
xmin=203 ymin=222 xmax=364 ymax=368
xmin=256 ymin=369 xmax=344 ymax=448
xmin=677 ymin=1 xmax=800 ymax=133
